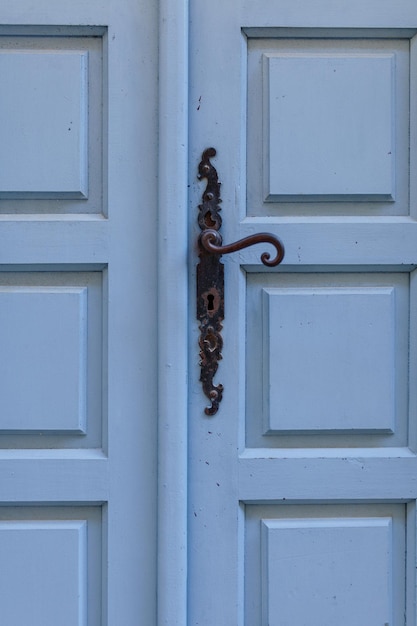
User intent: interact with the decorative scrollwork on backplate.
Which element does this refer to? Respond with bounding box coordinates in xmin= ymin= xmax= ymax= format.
xmin=197 ymin=148 xmax=224 ymax=415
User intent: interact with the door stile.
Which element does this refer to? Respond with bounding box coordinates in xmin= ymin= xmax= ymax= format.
xmin=157 ymin=0 xmax=189 ymax=623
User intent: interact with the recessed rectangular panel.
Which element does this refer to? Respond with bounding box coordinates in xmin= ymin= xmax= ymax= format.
xmin=247 ymin=273 xmax=410 ymax=448
xmin=0 ymin=272 xmax=103 ymax=448
xmin=0 ymin=51 xmax=88 ymax=197
xmin=247 ymin=37 xmax=410 ymax=216
xmin=0 ymin=506 xmax=102 ymax=626
xmin=263 ymin=287 xmax=396 ymax=434
xmin=0 ymin=287 xmax=87 ymax=433
xmin=262 ymin=517 xmax=392 ymax=625
xmin=0 ymin=520 xmax=87 ymax=625
xmin=265 ymin=53 xmax=394 ymax=200
xmin=245 ymin=503 xmax=406 ymax=626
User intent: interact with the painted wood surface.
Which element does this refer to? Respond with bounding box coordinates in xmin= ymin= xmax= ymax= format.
xmin=265 ymin=52 xmax=394 ymax=200
xmin=0 ymin=51 xmax=88 ymax=196
xmin=189 ymin=1 xmax=417 ymax=624
xmin=249 ymin=37 xmax=410 ymax=215
xmin=157 ymin=0 xmax=189 ymax=624
xmin=0 ymin=2 xmax=158 ymax=625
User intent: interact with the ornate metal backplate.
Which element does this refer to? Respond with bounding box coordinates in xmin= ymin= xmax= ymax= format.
xmin=196 ymin=147 xmax=284 ymax=415
xmin=197 ymin=148 xmax=224 ymax=415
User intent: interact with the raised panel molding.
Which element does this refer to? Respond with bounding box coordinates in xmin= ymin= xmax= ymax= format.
xmin=0 ymin=286 xmax=88 ymax=433
xmin=262 ymin=286 xmax=396 ymax=434
xmin=0 ymin=31 xmax=104 ymax=214
xmin=0 ymin=520 xmax=87 ymax=626
xmin=246 ymin=272 xmax=410 ymax=449
xmin=0 ymin=271 xmax=103 ymax=449
xmin=244 ymin=504 xmax=406 ymax=626
xmin=264 ymin=52 xmax=395 ymax=201
xmin=0 ymin=51 xmax=88 ymax=198
xmin=261 ymin=517 xmax=393 ymax=625
xmin=246 ymin=36 xmax=410 ymax=216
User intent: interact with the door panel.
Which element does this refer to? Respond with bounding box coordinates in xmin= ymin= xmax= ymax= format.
xmin=0 ymin=507 xmax=102 ymax=626
xmin=0 ymin=272 xmax=102 ymax=444
xmin=189 ymin=2 xmax=417 ymax=624
xmin=247 ymin=36 xmax=410 ymax=214
xmin=0 ymin=31 xmax=103 ymax=212
xmin=0 ymin=4 xmax=157 ymax=625
xmin=245 ymin=504 xmax=406 ymax=626
xmin=246 ymin=272 xmax=410 ymax=448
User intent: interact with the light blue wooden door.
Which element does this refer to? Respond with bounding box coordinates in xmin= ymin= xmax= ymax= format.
xmin=0 ymin=3 xmax=158 ymax=625
xmin=189 ymin=1 xmax=417 ymax=624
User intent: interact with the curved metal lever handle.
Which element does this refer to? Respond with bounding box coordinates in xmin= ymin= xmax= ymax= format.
xmin=199 ymin=228 xmax=284 ymax=267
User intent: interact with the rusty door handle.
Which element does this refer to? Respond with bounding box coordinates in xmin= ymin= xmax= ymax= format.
xmin=199 ymin=229 xmax=284 ymax=267
xmin=196 ymin=147 xmax=285 ymax=415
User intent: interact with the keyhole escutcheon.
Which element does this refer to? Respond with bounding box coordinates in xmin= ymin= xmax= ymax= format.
xmin=202 ymin=288 xmax=220 ymax=316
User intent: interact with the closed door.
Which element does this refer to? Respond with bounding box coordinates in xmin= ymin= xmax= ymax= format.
xmin=0 ymin=2 xmax=157 ymax=624
xmin=189 ymin=1 xmax=417 ymax=624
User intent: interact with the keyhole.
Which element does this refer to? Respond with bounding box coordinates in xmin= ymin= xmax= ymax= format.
xmin=207 ymin=294 xmax=215 ymax=311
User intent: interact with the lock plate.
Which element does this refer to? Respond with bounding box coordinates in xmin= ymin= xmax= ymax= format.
xmin=196 ymin=147 xmax=285 ymax=415
xmin=196 ymin=148 xmax=224 ymax=416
